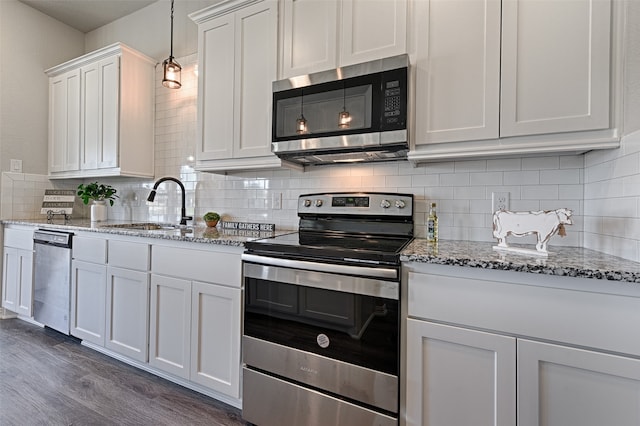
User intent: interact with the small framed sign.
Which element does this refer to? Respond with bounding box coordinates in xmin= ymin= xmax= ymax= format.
xmin=41 ymin=189 xmax=75 ymax=215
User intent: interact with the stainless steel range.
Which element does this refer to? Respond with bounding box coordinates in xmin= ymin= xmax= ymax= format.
xmin=241 ymin=192 xmax=413 ymax=426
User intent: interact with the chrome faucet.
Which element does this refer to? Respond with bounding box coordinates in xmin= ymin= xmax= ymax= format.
xmin=147 ymin=177 xmax=193 ymax=226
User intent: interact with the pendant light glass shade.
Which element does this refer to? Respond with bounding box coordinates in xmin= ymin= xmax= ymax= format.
xmin=162 ymin=57 xmax=181 ymax=89
xmin=162 ymin=0 xmax=181 ymax=89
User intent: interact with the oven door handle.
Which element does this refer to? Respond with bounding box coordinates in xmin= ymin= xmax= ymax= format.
xmin=241 ymin=253 xmax=398 ymax=280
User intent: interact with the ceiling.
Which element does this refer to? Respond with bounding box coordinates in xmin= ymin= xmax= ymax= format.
xmin=19 ymin=0 xmax=159 ymax=33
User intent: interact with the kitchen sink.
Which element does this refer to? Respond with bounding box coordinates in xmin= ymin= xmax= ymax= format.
xmin=100 ymin=222 xmax=180 ymax=231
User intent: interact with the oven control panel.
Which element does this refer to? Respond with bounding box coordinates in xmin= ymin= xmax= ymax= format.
xmin=298 ymin=192 xmax=413 ymax=217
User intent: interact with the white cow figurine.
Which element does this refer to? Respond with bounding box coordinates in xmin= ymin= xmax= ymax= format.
xmin=493 ymin=208 xmax=572 ymax=255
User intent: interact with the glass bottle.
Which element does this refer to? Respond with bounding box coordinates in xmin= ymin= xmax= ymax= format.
xmin=427 ymin=202 xmax=438 ymax=243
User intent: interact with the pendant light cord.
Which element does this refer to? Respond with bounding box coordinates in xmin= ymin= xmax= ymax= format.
xmin=169 ymin=0 xmax=175 ymax=59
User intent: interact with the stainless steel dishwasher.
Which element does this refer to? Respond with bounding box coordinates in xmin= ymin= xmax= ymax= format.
xmin=33 ymin=229 xmax=73 ymax=334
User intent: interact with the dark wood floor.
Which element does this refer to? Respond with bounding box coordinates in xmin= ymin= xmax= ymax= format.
xmin=0 ymin=318 xmax=247 ymax=426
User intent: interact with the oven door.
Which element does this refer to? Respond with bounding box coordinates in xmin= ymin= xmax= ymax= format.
xmin=242 ymin=257 xmax=400 ymax=416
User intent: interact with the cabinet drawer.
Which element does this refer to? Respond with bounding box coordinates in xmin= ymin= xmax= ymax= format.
xmin=108 ymin=240 xmax=149 ymax=271
xmin=152 ymin=245 xmax=241 ymax=288
xmin=407 ymin=270 xmax=640 ymax=357
xmin=4 ymin=228 xmax=33 ymax=250
xmin=73 ymin=235 xmax=107 ymax=263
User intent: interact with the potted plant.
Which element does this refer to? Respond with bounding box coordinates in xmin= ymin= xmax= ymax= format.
xmin=77 ymin=182 xmax=119 ymax=222
xmin=203 ymin=211 xmax=220 ymax=227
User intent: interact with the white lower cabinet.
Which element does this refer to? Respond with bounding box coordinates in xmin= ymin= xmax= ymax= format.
xmin=70 ymin=235 xmax=108 ymax=345
xmin=71 ymin=260 xmax=106 ymax=345
xmin=2 ymin=227 xmax=34 ymax=317
xmin=151 ymin=244 xmax=243 ymax=399
xmin=2 ymin=248 xmax=33 ymax=316
xmin=405 ymin=264 xmax=640 ymax=426
xmin=190 ymin=280 xmax=241 ymax=396
xmin=149 ymin=274 xmax=192 ymax=379
xmin=148 ymin=274 xmax=242 ymax=398
xmin=518 ymin=339 xmax=640 ymax=426
xmin=406 ymin=319 xmax=515 ymax=426
xmin=106 ymin=266 xmax=149 ymax=362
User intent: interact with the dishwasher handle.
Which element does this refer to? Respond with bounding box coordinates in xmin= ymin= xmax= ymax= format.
xmin=33 ymin=229 xmax=73 ymax=248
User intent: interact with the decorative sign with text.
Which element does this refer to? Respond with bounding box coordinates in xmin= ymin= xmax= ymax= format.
xmin=41 ymin=189 xmax=75 ymax=215
xmin=220 ymin=221 xmax=275 ymax=232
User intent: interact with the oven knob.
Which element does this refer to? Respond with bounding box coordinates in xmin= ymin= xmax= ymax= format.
xmin=314 ymin=199 xmax=323 ymax=207
xmin=395 ymin=200 xmax=406 ymax=209
xmin=380 ymin=199 xmax=391 ymax=208
xmin=303 ymin=199 xmax=311 ymax=207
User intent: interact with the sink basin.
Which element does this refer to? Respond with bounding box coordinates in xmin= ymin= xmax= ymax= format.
xmin=101 ymin=222 xmax=179 ymax=231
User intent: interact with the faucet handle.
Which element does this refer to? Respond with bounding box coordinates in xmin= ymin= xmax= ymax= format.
xmin=180 ymin=216 xmax=193 ymax=226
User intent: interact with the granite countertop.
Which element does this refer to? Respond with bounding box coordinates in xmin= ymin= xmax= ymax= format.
xmin=401 ymin=239 xmax=640 ymax=283
xmin=6 ymin=219 xmax=640 ymax=282
xmin=3 ymin=219 xmax=294 ymax=246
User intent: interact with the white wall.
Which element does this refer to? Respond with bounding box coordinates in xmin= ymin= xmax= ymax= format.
xmin=0 ymin=0 xmax=84 ymax=175
xmin=85 ymin=0 xmax=218 ymax=61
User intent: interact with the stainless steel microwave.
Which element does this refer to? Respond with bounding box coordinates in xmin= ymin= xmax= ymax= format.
xmin=271 ymin=55 xmax=409 ymax=166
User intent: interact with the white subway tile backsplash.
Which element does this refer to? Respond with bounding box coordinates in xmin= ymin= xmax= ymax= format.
xmin=522 ymin=185 xmax=559 ymax=200
xmin=469 ymin=172 xmax=503 ymax=186
xmin=440 ymin=173 xmax=470 ymax=187
xmin=522 ymin=156 xmax=559 ymax=170
xmin=453 ymin=159 xmax=487 ymax=172
xmin=487 ymin=157 xmax=521 ymax=171
xmin=504 ymin=170 xmax=540 ymax=185
xmin=540 ymin=169 xmax=581 ymax=185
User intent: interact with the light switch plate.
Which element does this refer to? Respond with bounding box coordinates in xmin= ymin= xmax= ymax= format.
xmin=10 ymin=159 xmax=22 ymax=173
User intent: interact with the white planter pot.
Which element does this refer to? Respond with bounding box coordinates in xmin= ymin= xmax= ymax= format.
xmin=91 ymin=200 xmax=107 ymax=222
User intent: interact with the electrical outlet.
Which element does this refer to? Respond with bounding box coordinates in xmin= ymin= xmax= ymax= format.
xmin=272 ymin=193 xmax=282 ymax=210
xmin=492 ymin=191 xmax=510 ymax=213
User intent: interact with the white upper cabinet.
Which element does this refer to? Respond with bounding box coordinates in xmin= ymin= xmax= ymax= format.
xmin=80 ymin=56 xmax=119 ymax=171
xmin=414 ymin=0 xmax=501 ymax=144
xmin=411 ymin=0 xmax=620 ymax=162
xmin=281 ymin=0 xmax=338 ymax=78
xmin=339 ymin=0 xmax=407 ymax=67
xmin=46 ymin=43 xmax=155 ymax=179
xmin=500 ymin=0 xmax=611 ymax=137
xmin=49 ymin=69 xmax=81 ymax=173
xmin=280 ymin=0 xmax=408 ymax=78
xmin=191 ymin=0 xmax=284 ymax=173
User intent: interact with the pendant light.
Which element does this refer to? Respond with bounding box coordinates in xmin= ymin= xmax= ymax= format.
xmin=162 ymin=0 xmax=181 ymax=89
xmin=296 ymin=90 xmax=308 ymax=134
xmin=338 ymin=84 xmax=351 ymax=129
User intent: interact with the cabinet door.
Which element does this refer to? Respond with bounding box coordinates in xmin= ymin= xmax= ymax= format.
xmin=190 ymin=281 xmax=241 ymax=397
xmin=406 ymin=319 xmax=516 ymax=426
xmin=70 ymin=260 xmax=106 ymax=345
xmin=518 ymin=339 xmax=640 ymax=426
xmin=49 ymin=69 xmax=80 ymax=173
xmin=149 ymin=274 xmax=191 ymax=379
xmin=197 ymin=14 xmax=235 ymax=161
xmin=414 ymin=0 xmax=500 ymax=145
xmin=81 ymin=55 xmax=120 ymax=170
xmin=500 ymin=0 xmax=611 ymax=137
xmin=233 ymin=0 xmax=278 ymax=158
xmin=281 ymin=0 xmax=338 ymax=78
xmin=340 ymin=0 xmax=407 ymax=67
xmin=2 ymin=247 xmax=19 ymax=312
xmin=2 ymin=248 xmax=33 ymax=317
xmin=105 ymin=267 xmax=149 ymax=362
xmin=16 ymin=249 xmax=33 ymax=317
